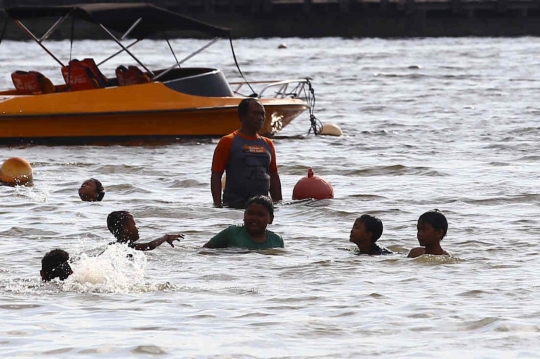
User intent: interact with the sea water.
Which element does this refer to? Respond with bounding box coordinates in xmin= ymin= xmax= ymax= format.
xmin=1 ymin=37 xmax=540 ymax=357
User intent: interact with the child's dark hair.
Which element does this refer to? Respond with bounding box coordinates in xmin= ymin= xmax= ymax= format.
xmin=107 ymin=211 xmax=131 ymax=241
xmin=418 ymin=209 xmax=448 ymax=240
xmin=91 ymin=178 xmax=106 ymax=201
xmin=245 ymin=195 xmax=274 ymax=216
xmin=358 ymin=214 xmax=383 ymax=243
xmin=41 ymin=249 xmax=73 ymax=281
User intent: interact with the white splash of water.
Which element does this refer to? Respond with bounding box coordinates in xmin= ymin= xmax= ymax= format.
xmin=65 ymin=244 xmax=148 ymax=293
xmin=13 ymin=183 xmax=50 ymax=203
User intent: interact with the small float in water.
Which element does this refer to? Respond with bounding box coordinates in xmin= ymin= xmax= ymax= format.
xmin=0 ymin=157 xmax=33 ymax=186
xmin=292 ymin=168 xmax=334 ymax=200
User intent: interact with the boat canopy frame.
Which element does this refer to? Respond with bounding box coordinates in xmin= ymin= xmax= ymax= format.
xmin=3 ymin=3 xmax=232 ymax=80
xmin=2 ymin=3 xmax=318 ymax=129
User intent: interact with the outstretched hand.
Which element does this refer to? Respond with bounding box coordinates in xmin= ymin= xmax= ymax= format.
xmin=162 ymin=233 xmax=184 ymax=247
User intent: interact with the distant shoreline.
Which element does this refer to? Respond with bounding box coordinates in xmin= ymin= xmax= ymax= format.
xmin=2 ymin=3 xmax=540 ymax=39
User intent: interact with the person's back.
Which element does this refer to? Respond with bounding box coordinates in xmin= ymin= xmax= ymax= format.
xmin=204 ymin=195 xmax=284 ymax=249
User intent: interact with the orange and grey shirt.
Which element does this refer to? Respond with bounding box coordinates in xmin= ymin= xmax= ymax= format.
xmin=212 ymin=131 xmax=278 ymax=206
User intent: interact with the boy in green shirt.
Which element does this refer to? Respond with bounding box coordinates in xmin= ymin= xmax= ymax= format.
xmin=204 ymin=195 xmax=284 ymax=249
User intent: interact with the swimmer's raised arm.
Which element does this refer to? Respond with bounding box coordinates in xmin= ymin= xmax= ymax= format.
xmin=133 ymin=234 xmax=184 ymax=251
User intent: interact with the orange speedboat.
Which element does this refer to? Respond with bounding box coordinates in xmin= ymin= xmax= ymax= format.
xmin=0 ymin=3 xmax=318 ymax=144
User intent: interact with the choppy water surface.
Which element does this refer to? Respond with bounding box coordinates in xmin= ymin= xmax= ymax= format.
xmin=1 ymin=37 xmax=540 ymax=357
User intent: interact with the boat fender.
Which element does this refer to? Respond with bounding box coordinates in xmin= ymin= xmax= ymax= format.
xmin=292 ymin=168 xmax=334 ymax=200
xmin=0 ymin=157 xmax=33 ymax=186
xmin=319 ymin=123 xmax=343 ymax=136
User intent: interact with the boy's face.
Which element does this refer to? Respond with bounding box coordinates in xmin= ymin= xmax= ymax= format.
xmin=244 ymin=203 xmax=273 ymax=236
xmin=123 ymin=215 xmax=140 ymax=242
xmin=417 ymin=220 xmax=443 ymax=246
xmin=78 ymin=179 xmax=98 ymax=201
xmin=350 ymin=219 xmax=372 ymax=248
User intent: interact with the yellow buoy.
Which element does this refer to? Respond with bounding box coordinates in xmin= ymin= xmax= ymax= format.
xmin=0 ymin=157 xmax=33 ymax=186
xmin=320 ymin=123 xmax=343 ymax=136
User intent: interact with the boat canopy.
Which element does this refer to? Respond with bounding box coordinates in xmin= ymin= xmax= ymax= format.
xmin=5 ymin=3 xmax=231 ymax=39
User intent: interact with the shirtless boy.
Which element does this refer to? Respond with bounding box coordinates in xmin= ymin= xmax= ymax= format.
xmin=408 ymin=209 xmax=449 ymax=258
xmin=107 ymin=211 xmax=183 ymax=251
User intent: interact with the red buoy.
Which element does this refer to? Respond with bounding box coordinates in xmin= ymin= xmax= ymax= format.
xmin=292 ymin=168 xmax=334 ymax=200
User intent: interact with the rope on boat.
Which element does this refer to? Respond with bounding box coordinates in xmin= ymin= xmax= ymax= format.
xmin=0 ymin=19 xmax=7 ymax=45
xmin=227 ymin=36 xmax=320 ymax=134
xmin=66 ymin=16 xmax=75 ymax=91
xmin=229 ymin=35 xmax=257 ymax=97
xmin=305 ymin=79 xmax=322 ymax=136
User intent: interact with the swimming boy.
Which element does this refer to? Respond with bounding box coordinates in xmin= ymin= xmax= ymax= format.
xmin=40 ymin=249 xmax=73 ymax=281
xmin=349 ymin=214 xmax=393 ymax=255
xmin=107 ymin=211 xmax=183 ymax=251
xmin=408 ymin=209 xmax=449 ymax=258
xmin=79 ymin=178 xmax=105 ymax=202
xmin=203 ymin=195 xmax=284 ymax=249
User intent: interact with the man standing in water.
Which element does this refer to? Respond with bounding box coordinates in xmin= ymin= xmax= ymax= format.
xmin=211 ymin=98 xmax=283 ymax=208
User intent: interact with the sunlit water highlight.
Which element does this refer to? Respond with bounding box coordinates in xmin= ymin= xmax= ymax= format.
xmin=1 ymin=37 xmax=540 ymax=357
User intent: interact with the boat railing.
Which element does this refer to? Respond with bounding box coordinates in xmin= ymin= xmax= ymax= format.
xmin=229 ymin=79 xmax=312 ymax=100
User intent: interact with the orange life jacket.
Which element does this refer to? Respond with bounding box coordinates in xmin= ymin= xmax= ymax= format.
xmin=116 ymin=65 xmax=151 ymax=86
xmin=61 ymin=59 xmax=101 ymax=91
xmin=80 ymin=58 xmax=109 ymax=87
xmin=11 ymin=70 xmax=55 ymax=94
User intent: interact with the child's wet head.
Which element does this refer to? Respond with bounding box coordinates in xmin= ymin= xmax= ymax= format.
xmin=245 ymin=195 xmax=274 ymax=216
xmin=355 ymin=214 xmax=383 ymax=243
xmin=418 ymin=209 xmax=448 ymax=240
xmin=243 ymin=195 xmax=274 ymax=235
xmin=41 ymin=249 xmax=73 ymax=281
xmin=107 ymin=211 xmax=139 ymax=242
xmin=78 ymin=178 xmax=105 ymax=202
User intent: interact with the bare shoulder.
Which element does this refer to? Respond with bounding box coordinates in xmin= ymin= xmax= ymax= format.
xmin=408 ymin=247 xmax=425 ymax=258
